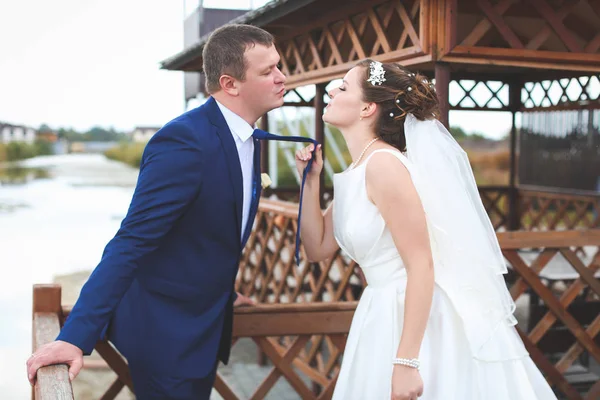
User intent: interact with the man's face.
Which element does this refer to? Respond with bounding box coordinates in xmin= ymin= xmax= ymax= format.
xmin=238 ymin=44 xmax=286 ymax=117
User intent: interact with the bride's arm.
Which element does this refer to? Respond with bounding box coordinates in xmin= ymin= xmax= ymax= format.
xmin=366 ymin=152 xmax=434 ymax=361
xmin=295 ymin=144 xmax=339 ymax=262
xmin=300 ymin=196 xmax=338 ymax=262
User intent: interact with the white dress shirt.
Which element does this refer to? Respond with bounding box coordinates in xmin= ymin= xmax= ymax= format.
xmin=215 ymin=100 xmax=255 ymax=241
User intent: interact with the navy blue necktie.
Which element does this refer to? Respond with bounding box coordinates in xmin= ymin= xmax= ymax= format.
xmin=252 ymin=129 xmax=319 ymax=265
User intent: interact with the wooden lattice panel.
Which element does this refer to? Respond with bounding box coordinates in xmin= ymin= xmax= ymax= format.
xmin=501 ymin=231 xmax=600 ymax=399
xmin=277 ymin=0 xmax=425 ymax=88
xmin=519 ymin=188 xmax=600 ymax=231
xmin=236 ymin=199 xmax=364 ymax=303
xmin=479 ymin=186 xmax=512 ymax=230
xmin=448 ymin=0 xmax=600 ymax=70
xmin=521 ymin=75 xmax=600 ymax=110
xmin=450 ymin=79 xmax=511 ymax=110
xmin=216 ymin=303 xmax=355 ymax=400
xmin=457 ymin=0 xmax=600 ymax=52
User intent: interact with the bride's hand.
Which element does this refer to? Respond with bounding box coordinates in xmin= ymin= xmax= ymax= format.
xmin=391 ymin=366 xmax=423 ymax=400
xmin=295 ymin=144 xmax=322 ymax=181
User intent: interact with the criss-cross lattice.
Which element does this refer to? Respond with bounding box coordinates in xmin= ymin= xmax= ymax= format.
xmin=276 ymin=0 xmax=422 ymax=87
xmin=450 ymin=79 xmax=510 ymax=111
xmin=236 ymin=199 xmax=364 ymax=304
xmin=501 ymin=231 xmax=600 ymax=399
xmin=519 ymin=188 xmax=600 ymax=231
xmin=479 ymin=187 xmax=512 ymax=230
xmin=459 ymin=0 xmax=600 ymax=54
xmin=522 ymin=75 xmax=600 ymax=110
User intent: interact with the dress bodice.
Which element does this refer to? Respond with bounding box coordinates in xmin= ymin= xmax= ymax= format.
xmin=332 ymin=150 xmax=409 ymax=275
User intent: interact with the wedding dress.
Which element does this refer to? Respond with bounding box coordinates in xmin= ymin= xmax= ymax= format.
xmin=330 ymin=148 xmax=558 ymax=400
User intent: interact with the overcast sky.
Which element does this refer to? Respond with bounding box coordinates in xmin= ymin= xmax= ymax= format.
xmin=0 ymin=0 xmax=513 ymax=138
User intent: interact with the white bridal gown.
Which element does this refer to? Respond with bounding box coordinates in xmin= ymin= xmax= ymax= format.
xmin=331 ymin=149 xmax=558 ymax=400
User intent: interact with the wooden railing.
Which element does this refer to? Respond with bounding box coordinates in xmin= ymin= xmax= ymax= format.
xmin=499 ymin=230 xmax=600 ymax=400
xmin=31 ymin=285 xmax=73 ymax=400
xmin=32 ymin=200 xmax=600 ymax=399
xmin=237 ymin=199 xmax=363 ymax=304
xmin=519 ymin=185 xmax=600 ymax=231
xmin=267 ymin=185 xmax=600 ymax=232
xmin=218 ymin=302 xmax=355 ymax=399
xmin=32 ymin=286 xmax=355 ymax=400
xmin=479 ymin=185 xmax=515 ymax=230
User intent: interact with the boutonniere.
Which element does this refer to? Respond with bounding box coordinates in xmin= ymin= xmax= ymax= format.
xmin=260 ymin=173 xmax=272 ymax=189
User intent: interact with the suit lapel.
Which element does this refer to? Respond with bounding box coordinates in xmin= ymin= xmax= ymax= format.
xmin=206 ymin=97 xmax=244 ymax=242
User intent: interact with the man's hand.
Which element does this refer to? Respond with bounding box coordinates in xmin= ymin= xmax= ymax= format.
xmin=26 ymin=340 xmax=83 ymax=385
xmin=233 ymin=292 xmax=256 ymax=307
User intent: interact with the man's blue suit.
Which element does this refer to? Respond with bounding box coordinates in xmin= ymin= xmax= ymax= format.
xmin=57 ymin=97 xmax=263 ymax=398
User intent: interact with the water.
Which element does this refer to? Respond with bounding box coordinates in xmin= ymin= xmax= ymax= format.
xmin=0 ymin=154 xmax=138 ymax=398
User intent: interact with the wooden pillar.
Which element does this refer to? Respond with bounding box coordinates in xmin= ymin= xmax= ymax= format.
xmin=508 ymin=80 xmax=522 ymax=230
xmin=434 ymin=63 xmax=451 ymax=128
xmin=32 ymin=284 xmax=73 ymax=399
xmin=256 ymin=115 xmax=269 ymax=367
xmin=259 ymin=113 xmax=270 ymax=176
xmin=32 ymin=284 xmax=63 ymax=315
xmin=315 ymin=83 xmax=327 ymax=208
xmin=312 ymin=83 xmax=328 ymax=395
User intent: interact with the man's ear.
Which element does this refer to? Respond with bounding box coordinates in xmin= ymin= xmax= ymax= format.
xmin=360 ymin=102 xmax=377 ymax=119
xmin=219 ymin=75 xmax=239 ymax=96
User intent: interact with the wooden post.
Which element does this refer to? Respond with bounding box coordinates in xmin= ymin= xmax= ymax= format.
xmin=32 ymin=284 xmax=73 ymax=400
xmin=260 ymin=113 xmax=270 ymax=176
xmin=434 ymin=63 xmax=451 ymax=128
xmin=315 ymin=83 xmax=327 ymax=208
xmin=33 ymin=284 xmax=63 ymax=315
xmin=313 ymin=83 xmax=328 ymax=395
xmin=508 ymin=80 xmax=522 ymax=230
xmin=257 ymin=112 xmax=270 ymax=366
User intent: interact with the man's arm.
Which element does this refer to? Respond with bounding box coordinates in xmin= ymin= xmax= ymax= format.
xmin=27 ymin=122 xmax=204 ymax=383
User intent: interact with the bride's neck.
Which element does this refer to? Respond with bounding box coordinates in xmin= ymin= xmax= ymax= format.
xmin=341 ymin=127 xmax=378 ymax=164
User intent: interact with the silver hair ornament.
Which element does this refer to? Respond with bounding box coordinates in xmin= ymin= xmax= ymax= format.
xmin=367 ymin=61 xmax=386 ymax=86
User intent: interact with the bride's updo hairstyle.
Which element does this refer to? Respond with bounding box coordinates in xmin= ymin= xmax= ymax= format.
xmin=356 ymin=59 xmax=440 ymax=151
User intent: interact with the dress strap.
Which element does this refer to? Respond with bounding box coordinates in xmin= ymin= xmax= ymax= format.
xmin=362 ymin=149 xmax=412 ymax=172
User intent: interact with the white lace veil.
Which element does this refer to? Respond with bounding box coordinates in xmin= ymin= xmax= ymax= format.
xmin=403 ymin=114 xmax=526 ymax=361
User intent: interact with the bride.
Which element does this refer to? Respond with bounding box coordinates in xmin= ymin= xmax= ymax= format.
xmin=294 ymin=60 xmax=557 ymax=400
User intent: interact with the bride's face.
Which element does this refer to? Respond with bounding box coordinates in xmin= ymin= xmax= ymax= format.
xmin=323 ymin=66 xmax=365 ymax=128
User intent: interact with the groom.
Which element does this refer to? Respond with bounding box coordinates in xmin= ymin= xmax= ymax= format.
xmin=27 ymin=24 xmax=288 ymax=398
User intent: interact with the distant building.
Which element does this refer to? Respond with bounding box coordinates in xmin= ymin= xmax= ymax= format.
xmin=36 ymin=131 xmax=59 ymax=143
xmin=130 ymin=126 xmax=161 ymax=143
xmin=0 ymin=122 xmax=36 ymax=144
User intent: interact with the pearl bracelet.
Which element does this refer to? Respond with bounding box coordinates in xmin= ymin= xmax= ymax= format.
xmin=392 ymin=358 xmax=420 ymax=370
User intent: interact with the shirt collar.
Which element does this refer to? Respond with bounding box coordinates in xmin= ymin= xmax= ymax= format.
xmin=215 ymin=99 xmax=254 ymax=143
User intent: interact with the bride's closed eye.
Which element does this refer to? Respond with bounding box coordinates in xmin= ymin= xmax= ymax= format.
xmin=339 ymin=86 xmax=346 ymax=91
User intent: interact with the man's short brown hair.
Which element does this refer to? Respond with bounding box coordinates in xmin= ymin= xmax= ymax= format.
xmin=202 ymin=24 xmax=274 ymax=94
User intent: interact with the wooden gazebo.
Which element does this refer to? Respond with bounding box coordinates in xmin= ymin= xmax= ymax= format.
xmin=32 ymin=1 xmax=600 ymax=399
xmin=162 ymin=0 xmax=600 ymax=230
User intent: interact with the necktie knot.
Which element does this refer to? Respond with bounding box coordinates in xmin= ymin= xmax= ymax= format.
xmin=252 ymin=129 xmax=269 ymax=140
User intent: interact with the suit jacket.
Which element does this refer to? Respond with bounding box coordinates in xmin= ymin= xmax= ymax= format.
xmin=57 ymin=97 xmax=263 ymax=378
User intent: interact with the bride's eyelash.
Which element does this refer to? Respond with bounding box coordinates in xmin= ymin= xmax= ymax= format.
xmin=339 ymin=86 xmax=346 ymax=91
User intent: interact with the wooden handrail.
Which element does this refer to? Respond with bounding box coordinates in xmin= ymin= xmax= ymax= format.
xmin=62 ymin=300 xmax=357 ymax=319
xmin=518 ymin=184 xmax=600 ymax=199
xmin=265 ymin=185 xmax=600 ymax=232
xmin=498 ymin=229 xmax=600 ymax=249
xmin=62 ymin=302 xmax=358 ymax=338
xmin=32 ymin=285 xmax=73 ymax=400
xmin=258 ymin=198 xmax=301 ymax=217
